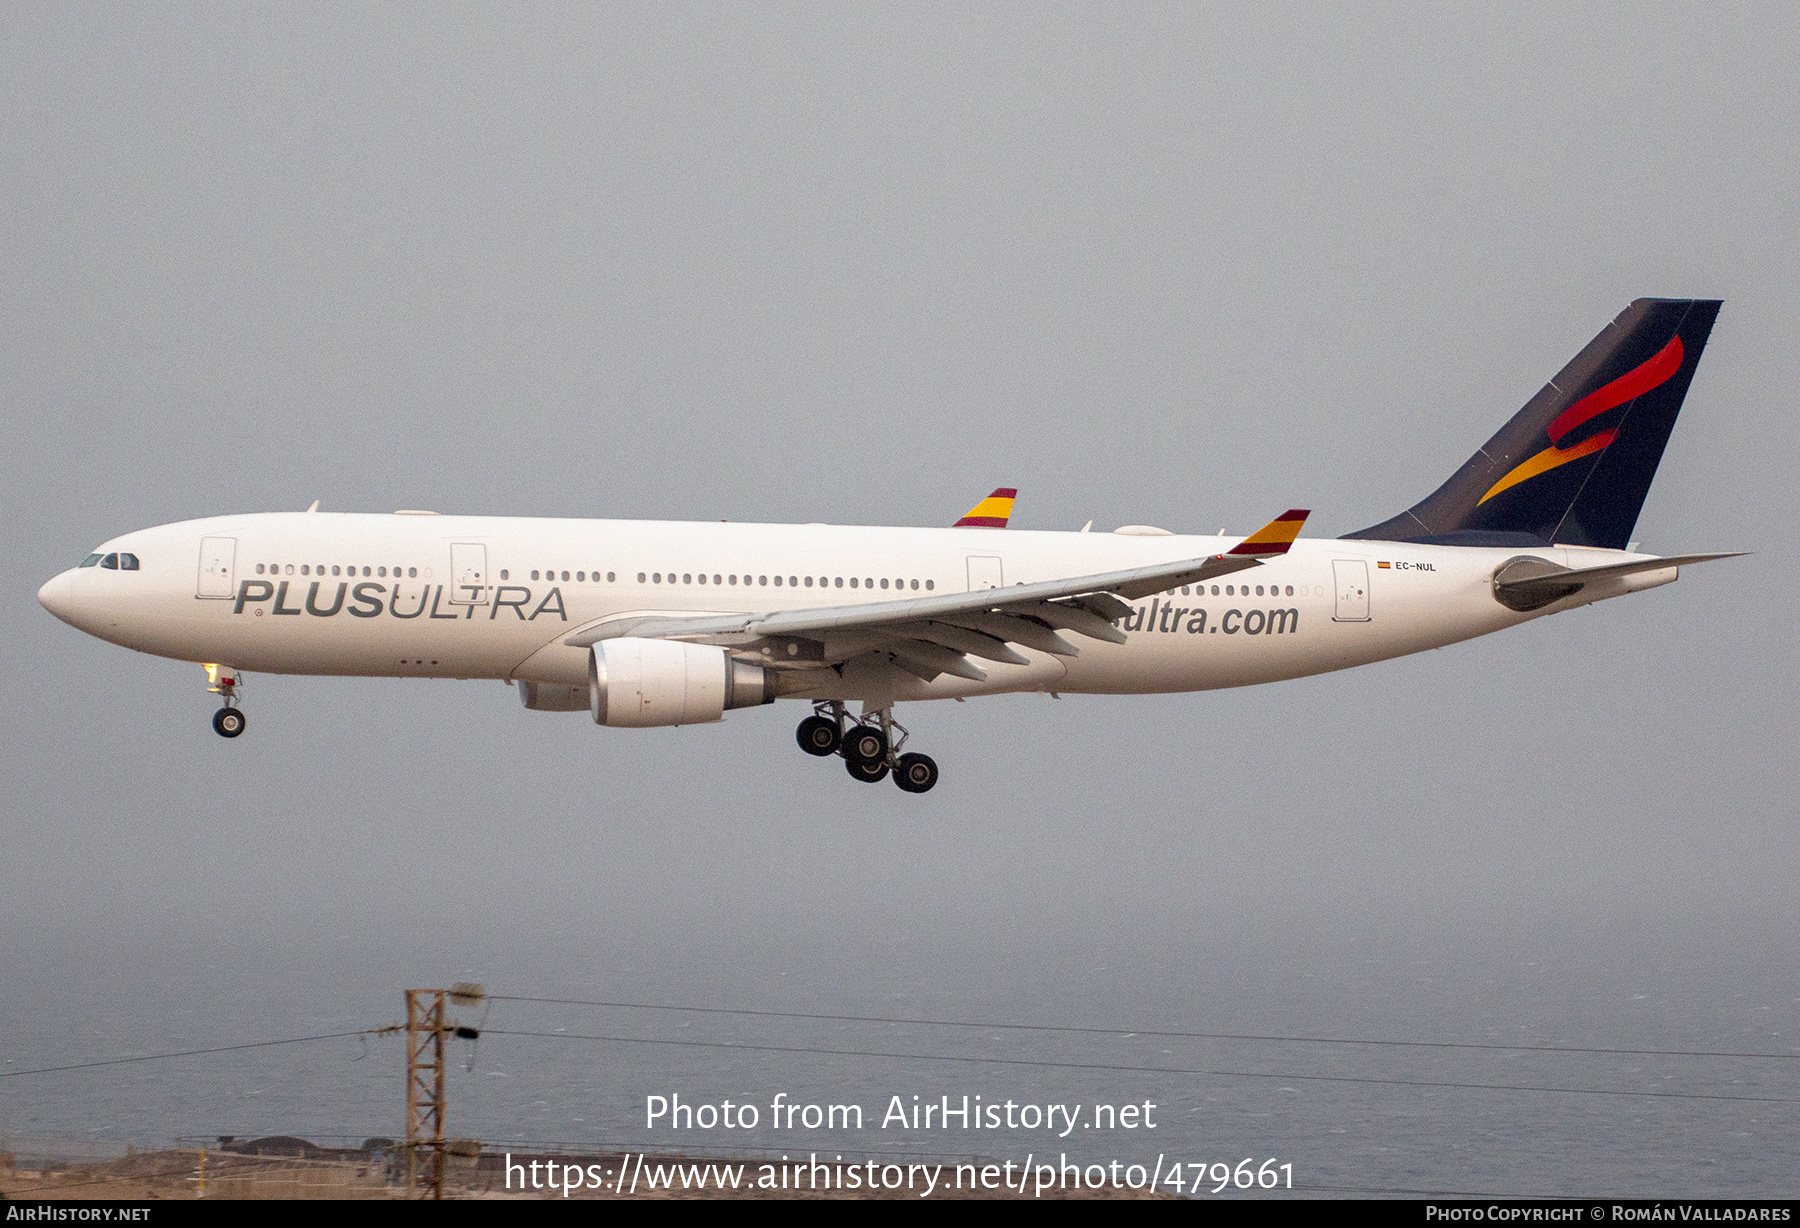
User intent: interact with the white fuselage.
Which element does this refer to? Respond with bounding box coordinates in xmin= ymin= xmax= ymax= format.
xmin=37 ymin=511 xmax=1678 ymax=707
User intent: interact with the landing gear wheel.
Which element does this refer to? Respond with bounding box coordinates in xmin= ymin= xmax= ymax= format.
xmin=842 ymin=724 xmax=888 ymax=765
xmin=796 ymin=715 xmax=841 ymax=757
xmin=893 ymin=752 xmax=938 ymax=794
xmin=846 ymin=756 xmax=889 ymax=783
xmin=212 ymin=708 xmax=246 ymax=738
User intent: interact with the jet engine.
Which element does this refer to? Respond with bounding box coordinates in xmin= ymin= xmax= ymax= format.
xmin=589 ymin=638 xmax=775 ymax=727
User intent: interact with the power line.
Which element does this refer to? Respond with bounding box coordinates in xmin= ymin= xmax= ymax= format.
xmin=484 ymin=1028 xmax=1800 ymax=1105
xmin=489 ymin=995 xmax=1800 ymax=1062
xmin=0 ymin=1027 xmax=399 ymax=1080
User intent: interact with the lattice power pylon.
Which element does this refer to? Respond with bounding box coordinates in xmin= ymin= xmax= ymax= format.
xmin=405 ymin=989 xmax=448 ymax=1200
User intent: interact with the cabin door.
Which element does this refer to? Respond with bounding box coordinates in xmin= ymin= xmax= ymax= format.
xmin=449 ymin=543 xmax=489 ymax=604
xmin=197 ymin=537 xmax=237 ymax=599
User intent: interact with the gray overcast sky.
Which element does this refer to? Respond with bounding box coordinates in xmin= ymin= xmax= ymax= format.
xmin=3 ymin=2 xmax=1797 ymax=1141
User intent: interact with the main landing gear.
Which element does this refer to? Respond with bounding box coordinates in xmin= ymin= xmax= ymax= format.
xmin=796 ymin=702 xmax=939 ymax=793
xmin=206 ymin=664 xmax=246 ymax=739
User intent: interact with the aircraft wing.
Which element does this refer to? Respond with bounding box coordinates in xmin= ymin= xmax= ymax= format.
xmin=563 ymin=510 xmax=1310 ymax=681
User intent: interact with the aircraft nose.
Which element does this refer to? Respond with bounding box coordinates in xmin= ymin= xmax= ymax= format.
xmin=38 ymin=570 xmax=80 ymax=624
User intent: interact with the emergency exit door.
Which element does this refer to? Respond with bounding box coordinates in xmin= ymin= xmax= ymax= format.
xmin=1333 ymin=559 xmax=1370 ymax=622
xmin=966 ymin=556 xmax=1004 ymax=591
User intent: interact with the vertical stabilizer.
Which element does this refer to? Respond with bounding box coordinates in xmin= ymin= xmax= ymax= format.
xmin=1345 ymin=299 xmax=1721 ymax=549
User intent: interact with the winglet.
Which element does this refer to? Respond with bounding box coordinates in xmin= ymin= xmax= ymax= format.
xmin=1226 ymin=509 xmax=1310 ymax=556
xmin=953 ymin=488 xmax=1017 ymax=528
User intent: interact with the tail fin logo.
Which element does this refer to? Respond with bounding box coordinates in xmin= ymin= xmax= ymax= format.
xmin=1478 ymin=335 xmax=1684 ymax=506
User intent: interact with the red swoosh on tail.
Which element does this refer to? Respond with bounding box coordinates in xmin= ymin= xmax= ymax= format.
xmin=1547 ymin=335 xmax=1683 ymax=444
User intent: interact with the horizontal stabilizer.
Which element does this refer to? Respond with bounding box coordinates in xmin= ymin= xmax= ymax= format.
xmin=1493 ymin=551 xmax=1743 ymax=611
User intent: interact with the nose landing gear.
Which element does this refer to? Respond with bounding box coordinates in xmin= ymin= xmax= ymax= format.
xmin=794 ymin=702 xmax=939 ymax=793
xmin=206 ymin=664 xmax=246 ymax=739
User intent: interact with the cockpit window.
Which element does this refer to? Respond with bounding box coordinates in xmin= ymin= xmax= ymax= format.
xmin=100 ymin=553 xmax=119 ymax=570
xmin=79 ymin=553 xmax=103 ymax=568
xmin=118 ymin=553 xmax=140 ymax=570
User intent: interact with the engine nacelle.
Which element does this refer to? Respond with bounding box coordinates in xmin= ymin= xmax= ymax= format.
xmin=589 ymin=638 xmax=775 ymax=727
xmin=518 ymin=681 xmax=588 ymax=712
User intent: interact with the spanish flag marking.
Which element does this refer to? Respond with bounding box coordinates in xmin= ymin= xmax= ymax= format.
xmin=1225 ymin=509 xmax=1310 ymax=556
xmin=953 ymin=488 xmax=1018 ymax=528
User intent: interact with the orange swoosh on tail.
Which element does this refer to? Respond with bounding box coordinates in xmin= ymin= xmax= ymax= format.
xmin=1478 ymin=430 xmax=1618 ymax=506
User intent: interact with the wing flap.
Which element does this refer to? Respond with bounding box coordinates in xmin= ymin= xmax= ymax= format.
xmin=1018 ymin=600 xmax=1129 ymax=645
xmin=885 ymin=638 xmax=988 ymax=681
xmin=935 ymin=611 xmax=1081 ymax=657
xmin=888 ymin=621 xmax=1031 ymax=665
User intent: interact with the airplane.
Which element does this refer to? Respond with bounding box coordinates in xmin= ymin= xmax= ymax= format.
xmin=37 ymin=298 xmax=1739 ymax=794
